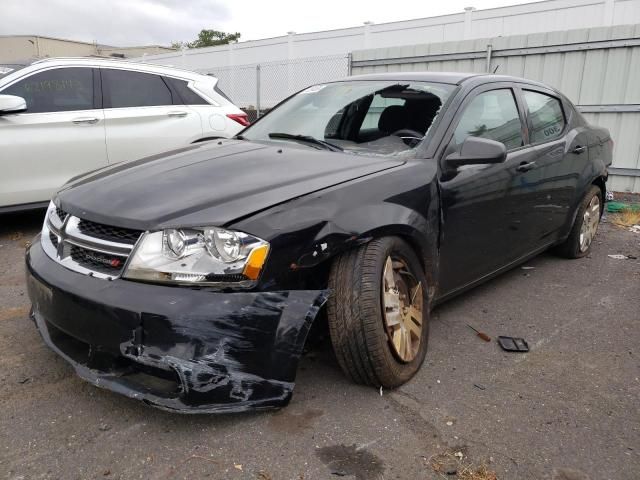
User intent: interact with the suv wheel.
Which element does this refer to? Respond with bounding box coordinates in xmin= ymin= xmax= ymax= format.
xmin=327 ymin=237 xmax=429 ymax=388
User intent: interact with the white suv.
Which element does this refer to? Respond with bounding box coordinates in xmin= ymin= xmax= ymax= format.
xmin=0 ymin=58 xmax=248 ymax=212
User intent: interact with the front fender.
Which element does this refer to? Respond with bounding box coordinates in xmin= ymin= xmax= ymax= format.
xmin=232 ymin=160 xmax=440 ymax=292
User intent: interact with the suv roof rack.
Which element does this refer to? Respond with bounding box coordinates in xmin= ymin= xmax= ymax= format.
xmin=30 ymin=57 xmax=202 ymax=76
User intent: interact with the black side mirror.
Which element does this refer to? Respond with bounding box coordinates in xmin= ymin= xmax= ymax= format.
xmin=445 ymin=137 xmax=507 ymax=168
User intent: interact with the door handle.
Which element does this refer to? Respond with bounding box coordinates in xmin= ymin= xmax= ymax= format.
xmin=167 ymin=111 xmax=188 ymax=118
xmin=572 ymin=145 xmax=587 ymax=154
xmin=516 ymin=161 xmax=536 ymax=172
xmin=72 ymin=117 xmax=99 ymax=125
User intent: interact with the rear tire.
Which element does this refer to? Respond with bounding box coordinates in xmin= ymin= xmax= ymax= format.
xmin=554 ymin=185 xmax=602 ymax=258
xmin=327 ymin=237 xmax=429 ymax=388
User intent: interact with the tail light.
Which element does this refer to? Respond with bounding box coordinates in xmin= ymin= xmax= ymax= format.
xmin=227 ymin=113 xmax=250 ymax=127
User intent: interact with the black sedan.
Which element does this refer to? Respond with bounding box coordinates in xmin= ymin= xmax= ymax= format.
xmin=26 ymin=72 xmax=612 ymax=413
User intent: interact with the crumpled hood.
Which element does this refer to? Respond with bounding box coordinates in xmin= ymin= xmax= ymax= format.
xmin=57 ymin=140 xmax=405 ymax=230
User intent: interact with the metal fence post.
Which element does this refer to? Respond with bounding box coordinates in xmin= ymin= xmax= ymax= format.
xmin=347 ymin=53 xmax=353 ymax=76
xmin=485 ymin=44 xmax=493 ymax=73
xmin=256 ymin=64 xmax=261 ymax=119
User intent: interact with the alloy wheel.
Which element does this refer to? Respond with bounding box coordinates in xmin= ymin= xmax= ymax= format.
xmin=381 ymin=256 xmax=423 ymax=363
xmin=579 ymin=195 xmax=601 ymax=252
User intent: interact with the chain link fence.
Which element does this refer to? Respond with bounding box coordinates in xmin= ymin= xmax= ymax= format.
xmin=199 ymin=54 xmax=350 ymax=122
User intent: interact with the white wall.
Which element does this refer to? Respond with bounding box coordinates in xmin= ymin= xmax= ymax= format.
xmin=137 ymin=0 xmax=640 ymax=70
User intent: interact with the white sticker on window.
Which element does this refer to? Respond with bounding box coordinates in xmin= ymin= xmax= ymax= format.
xmin=300 ymin=84 xmax=327 ymax=94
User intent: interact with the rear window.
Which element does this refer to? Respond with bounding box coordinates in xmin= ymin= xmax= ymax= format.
xmin=165 ymin=77 xmax=208 ymax=105
xmin=215 ymin=85 xmax=233 ymax=103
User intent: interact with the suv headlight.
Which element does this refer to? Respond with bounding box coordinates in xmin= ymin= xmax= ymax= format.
xmin=123 ymin=227 xmax=269 ymax=287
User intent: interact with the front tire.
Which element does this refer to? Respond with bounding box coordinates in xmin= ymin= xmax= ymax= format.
xmin=555 ymin=185 xmax=602 ymax=258
xmin=327 ymin=237 xmax=429 ymax=388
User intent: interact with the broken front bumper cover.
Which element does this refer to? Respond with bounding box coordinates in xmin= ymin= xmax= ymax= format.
xmin=26 ymin=237 xmax=327 ymax=413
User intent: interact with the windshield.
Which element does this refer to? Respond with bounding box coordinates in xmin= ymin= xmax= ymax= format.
xmin=0 ymin=65 xmax=26 ymax=80
xmin=241 ymin=80 xmax=455 ymax=157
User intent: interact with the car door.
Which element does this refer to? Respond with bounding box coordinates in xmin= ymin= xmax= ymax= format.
xmin=518 ymin=87 xmax=586 ymax=241
xmin=0 ymin=66 xmax=107 ymax=208
xmin=101 ymin=68 xmax=203 ymax=164
xmin=438 ymin=85 xmax=539 ymax=295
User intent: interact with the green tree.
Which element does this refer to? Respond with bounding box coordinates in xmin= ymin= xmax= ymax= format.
xmin=172 ymin=30 xmax=241 ymax=50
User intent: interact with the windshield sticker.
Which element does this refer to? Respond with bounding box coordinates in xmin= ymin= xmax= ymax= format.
xmin=300 ymin=84 xmax=327 ymax=94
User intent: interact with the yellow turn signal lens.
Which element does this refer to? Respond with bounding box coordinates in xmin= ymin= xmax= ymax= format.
xmin=243 ymin=245 xmax=269 ymax=280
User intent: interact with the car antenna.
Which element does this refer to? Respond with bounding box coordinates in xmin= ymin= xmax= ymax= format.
xmin=492 ymin=65 xmax=500 ymax=74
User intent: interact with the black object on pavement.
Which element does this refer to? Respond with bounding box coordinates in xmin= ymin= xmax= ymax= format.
xmin=498 ymin=336 xmax=529 ymax=352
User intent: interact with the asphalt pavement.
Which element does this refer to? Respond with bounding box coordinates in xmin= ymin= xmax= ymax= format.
xmin=1 ymin=210 xmax=638 ymax=480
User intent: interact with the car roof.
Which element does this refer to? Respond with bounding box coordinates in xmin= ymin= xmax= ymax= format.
xmin=24 ymin=57 xmax=212 ymax=82
xmin=345 ymin=71 xmax=552 ymax=90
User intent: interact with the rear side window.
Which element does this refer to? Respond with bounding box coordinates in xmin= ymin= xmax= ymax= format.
xmin=523 ymin=90 xmax=565 ymax=143
xmin=214 ymin=85 xmax=233 ymax=103
xmin=2 ymin=67 xmax=94 ymax=113
xmin=454 ymin=89 xmax=524 ymax=150
xmin=102 ymin=69 xmax=173 ymax=108
xmin=164 ymin=77 xmax=208 ymax=105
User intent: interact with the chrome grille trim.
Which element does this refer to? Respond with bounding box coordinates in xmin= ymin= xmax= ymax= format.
xmin=41 ymin=205 xmax=143 ymax=280
xmin=65 ymin=216 xmax=135 ymax=255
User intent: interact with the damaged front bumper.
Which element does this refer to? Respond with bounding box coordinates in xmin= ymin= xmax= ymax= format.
xmin=26 ymin=237 xmax=327 ymax=413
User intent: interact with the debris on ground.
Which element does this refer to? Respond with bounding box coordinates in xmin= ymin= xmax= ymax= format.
xmin=608 ymin=202 xmax=640 ymax=232
xmin=473 ymin=384 xmax=486 ymax=391
xmin=467 ymin=324 xmax=491 ymax=342
xmin=606 ymin=201 xmax=640 ymax=213
xmin=429 ymin=450 xmax=497 ymax=480
xmin=497 ymin=336 xmax=529 ymax=353
xmin=98 ymin=423 xmax=111 ymax=432
xmin=520 ymin=266 xmax=535 ymax=270
xmin=608 ymin=254 xmax=636 ymax=260
xmin=606 ymin=191 xmax=614 ymax=202
xmin=9 ymin=231 xmax=23 ymax=241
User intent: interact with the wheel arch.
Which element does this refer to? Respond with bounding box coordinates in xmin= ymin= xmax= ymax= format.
xmin=310 ymin=222 xmax=439 ymax=302
xmin=592 ymin=175 xmax=607 ymax=215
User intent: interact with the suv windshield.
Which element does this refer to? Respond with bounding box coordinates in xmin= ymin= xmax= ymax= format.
xmin=241 ymin=80 xmax=455 ymax=157
xmin=0 ymin=64 xmax=27 ymax=80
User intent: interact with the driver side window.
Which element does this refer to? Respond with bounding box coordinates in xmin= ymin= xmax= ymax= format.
xmin=2 ymin=67 xmax=94 ymax=114
xmin=454 ymin=89 xmax=524 ymax=151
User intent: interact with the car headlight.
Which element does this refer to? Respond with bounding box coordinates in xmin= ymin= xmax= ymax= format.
xmin=123 ymin=227 xmax=269 ymax=287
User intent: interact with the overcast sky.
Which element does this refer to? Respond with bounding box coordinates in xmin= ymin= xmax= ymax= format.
xmin=1 ymin=0 xmax=535 ymax=46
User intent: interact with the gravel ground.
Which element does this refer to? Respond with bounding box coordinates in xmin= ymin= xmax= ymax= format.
xmin=0 ymin=210 xmax=638 ymax=480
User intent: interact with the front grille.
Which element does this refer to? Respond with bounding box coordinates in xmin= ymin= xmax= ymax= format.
xmin=43 ymin=209 xmax=140 ymax=280
xmin=49 ymin=232 xmax=59 ymax=249
xmin=77 ymin=219 xmax=142 ymax=245
xmin=69 ymin=245 xmax=127 ymax=275
xmin=55 ymin=207 xmax=67 ymax=223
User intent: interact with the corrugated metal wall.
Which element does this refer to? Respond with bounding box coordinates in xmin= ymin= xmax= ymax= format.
xmin=351 ymin=24 xmax=640 ymax=193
